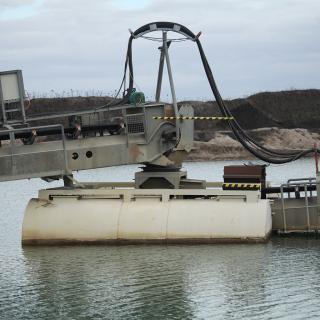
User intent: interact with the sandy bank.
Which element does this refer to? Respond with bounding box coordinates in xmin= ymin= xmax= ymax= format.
xmin=188 ymin=128 xmax=320 ymax=161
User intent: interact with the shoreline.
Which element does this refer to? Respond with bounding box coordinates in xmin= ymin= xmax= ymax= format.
xmin=188 ymin=127 xmax=320 ymax=161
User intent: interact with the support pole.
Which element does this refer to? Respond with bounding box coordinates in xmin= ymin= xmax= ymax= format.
xmin=155 ymin=43 xmax=165 ymax=102
xmin=17 ymin=70 xmax=27 ymax=123
xmin=162 ymin=31 xmax=179 ymax=142
xmin=317 ymin=172 xmax=320 ymax=218
xmin=63 ymin=174 xmax=75 ymax=188
xmin=0 ymin=78 xmax=7 ymax=124
xmin=314 ymin=142 xmax=319 ymax=174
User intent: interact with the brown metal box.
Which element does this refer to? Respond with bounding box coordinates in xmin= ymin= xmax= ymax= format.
xmin=223 ymin=165 xmax=266 ymax=189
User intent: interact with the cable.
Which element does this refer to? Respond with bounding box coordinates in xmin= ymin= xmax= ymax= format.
xmin=96 ymin=35 xmax=134 ymax=110
xmin=194 ymin=38 xmax=320 ymax=163
xmin=106 ymin=22 xmax=320 ymax=163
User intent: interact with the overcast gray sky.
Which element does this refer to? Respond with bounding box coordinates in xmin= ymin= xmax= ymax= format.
xmin=1 ymin=0 xmax=319 ymax=100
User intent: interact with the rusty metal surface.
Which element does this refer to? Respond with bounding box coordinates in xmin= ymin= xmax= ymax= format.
xmin=22 ymin=235 xmax=271 ymax=246
xmin=224 ymin=165 xmax=266 ymax=189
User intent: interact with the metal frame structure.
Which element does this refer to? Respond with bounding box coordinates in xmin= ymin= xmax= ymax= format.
xmin=155 ymin=31 xmax=180 ymax=138
xmin=38 ymin=184 xmax=261 ymax=203
xmin=276 ymin=177 xmax=320 ymax=233
xmin=0 ymin=103 xmax=194 ymax=182
xmin=0 ymin=70 xmax=26 ymax=125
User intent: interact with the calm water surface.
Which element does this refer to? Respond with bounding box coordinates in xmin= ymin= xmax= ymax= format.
xmin=0 ymin=159 xmax=319 ymax=319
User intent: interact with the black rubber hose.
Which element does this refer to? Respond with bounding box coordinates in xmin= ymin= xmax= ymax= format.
xmin=195 ymin=38 xmax=320 ymax=163
xmin=107 ymin=35 xmax=134 ymax=107
xmin=111 ymin=22 xmax=320 ymax=163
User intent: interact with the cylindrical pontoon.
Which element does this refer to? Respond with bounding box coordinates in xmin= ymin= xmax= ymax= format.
xmin=22 ymin=184 xmax=272 ymax=245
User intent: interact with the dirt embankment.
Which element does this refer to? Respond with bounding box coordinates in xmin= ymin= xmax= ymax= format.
xmin=182 ymin=89 xmax=320 ymax=160
xmin=188 ymin=128 xmax=320 ymax=161
xmin=23 ymin=89 xmax=320 ymax=160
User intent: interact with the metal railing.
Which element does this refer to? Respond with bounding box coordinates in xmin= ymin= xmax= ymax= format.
xmin=280 ymin=178 xmax=318 ymax=233
xmin=0 ymin=124 xmax=69 ymax=175
xmin=286 ymin=177 xmax=316 ymax=198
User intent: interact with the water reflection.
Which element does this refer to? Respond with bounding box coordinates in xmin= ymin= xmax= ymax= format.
xmin=1 ymin=159 xmax=319 ymax=319
xmin=22 ymin=246 xmax=196 ymax=319
xmin=18 ymin=239 xmax=320 ymax=319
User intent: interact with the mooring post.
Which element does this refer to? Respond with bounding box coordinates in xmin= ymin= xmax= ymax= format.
xmin=317 ymin=172 xmax=320 ymax=218
xmin=315 ymin=143 xmax=320 ymax=223
xmin=314 ymin=142 xmax=319 ymax=174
